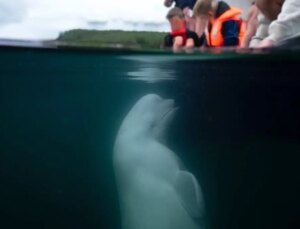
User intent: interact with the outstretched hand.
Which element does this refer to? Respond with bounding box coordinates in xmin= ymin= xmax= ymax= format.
xmin=256 ymin=38 xmax=274 ymax=48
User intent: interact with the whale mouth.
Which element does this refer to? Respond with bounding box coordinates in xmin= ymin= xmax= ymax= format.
xmin=161 ymin=107 xmax=178 ymax=119
xmin=161 ymin=106 xmax=178 ymax=121
xmin=153 ymin=100 xmax=178 ymax=141
xmin=154 ymin=106 xmax=178 ymax=142
xmin=160 ymin=99 xmax=178 ymax=122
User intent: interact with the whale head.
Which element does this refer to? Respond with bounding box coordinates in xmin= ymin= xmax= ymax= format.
xmin=118 ymin=94 xmax=178 ymax=142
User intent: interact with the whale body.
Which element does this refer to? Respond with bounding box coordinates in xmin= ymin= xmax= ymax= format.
xmin=113 ymin=94 xmax=206 ymax=229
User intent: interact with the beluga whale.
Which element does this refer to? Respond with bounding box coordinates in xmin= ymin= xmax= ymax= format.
xmin=113 ymin=94 xmax=206 ymax=229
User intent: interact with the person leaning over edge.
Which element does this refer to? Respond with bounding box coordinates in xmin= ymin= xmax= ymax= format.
xmin=251 ymin=0 xmax=300 ymax=48
xmin=164 ymin=0 xmax=208 ymax=39
xmin=193 ymin=0 xmax=245 ymax=47
xmin=241 ymin=2 xmax=260 ymax=48
xmin=163 ymin=7 xmax=205 ymax=52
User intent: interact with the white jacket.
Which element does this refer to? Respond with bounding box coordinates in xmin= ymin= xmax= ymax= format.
xmin=250 ymin=0 xmax=300 ymax=47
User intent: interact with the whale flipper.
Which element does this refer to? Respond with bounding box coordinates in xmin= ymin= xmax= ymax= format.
xmin=174 ymin=170 xmax=205 ymax=218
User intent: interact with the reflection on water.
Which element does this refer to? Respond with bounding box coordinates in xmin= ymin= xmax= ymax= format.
xmin=127 ymin=68 xmax=176 ymax=83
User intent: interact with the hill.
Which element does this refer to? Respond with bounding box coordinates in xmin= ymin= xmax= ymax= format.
xmin=56 ymin=29 xmax=167 ymax=49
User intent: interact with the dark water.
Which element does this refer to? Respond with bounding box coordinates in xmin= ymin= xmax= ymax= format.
xmin=0 ymin=47 xmax=299 ymax=229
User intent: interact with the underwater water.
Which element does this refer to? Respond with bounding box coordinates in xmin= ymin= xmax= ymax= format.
xmin=0 ymin=46 xmax=299 ymax=229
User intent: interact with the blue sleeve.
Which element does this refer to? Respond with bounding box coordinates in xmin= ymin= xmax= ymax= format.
xmin=221 ymin=20 xmax=239 ymax=46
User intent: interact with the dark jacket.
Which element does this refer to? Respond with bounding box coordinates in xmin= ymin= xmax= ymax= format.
xmin=174 ymin=0 xmax=196 ymax=10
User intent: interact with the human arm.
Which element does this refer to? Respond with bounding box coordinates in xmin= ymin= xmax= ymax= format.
xmin=185 ymin=38 xmax=195 ymax=48
xmin=257 ymin=0 xmax=300 ymax=47
xmin=241 ymin=5 xmax=259 ymax=48
xmin=173 ymin=36 xmax=184 ymax=52
xmin=266 ymin=0 xmax=300 ymax=44
xmin=221 ymin=20 xmax=240 ymax=46
xmin=250 ymin=13 xmax=270 ymax=47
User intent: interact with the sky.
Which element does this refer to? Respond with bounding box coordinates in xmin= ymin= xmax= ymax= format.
xmin=0 ymin=0 xmax=251 ymax=40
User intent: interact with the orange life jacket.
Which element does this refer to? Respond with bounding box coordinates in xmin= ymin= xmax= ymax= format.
xmin=206 ymin=7 xmax=246 ymax=47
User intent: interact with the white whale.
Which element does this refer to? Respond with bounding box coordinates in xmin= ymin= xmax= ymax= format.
xmin=113 ymin=94 xmax=206 ymax=229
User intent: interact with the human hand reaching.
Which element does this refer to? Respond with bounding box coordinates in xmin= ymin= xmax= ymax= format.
xmin=256 ymin=38 xmax=274 ymax=48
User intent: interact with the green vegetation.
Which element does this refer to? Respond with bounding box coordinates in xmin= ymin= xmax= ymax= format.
xmin=56 ymin=29 xmax=167 ymax=49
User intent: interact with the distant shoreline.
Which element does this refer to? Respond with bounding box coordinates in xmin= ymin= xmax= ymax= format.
xmin=0 ymin=30 xmax=167 ymax=50
xmin=56 ymin=29 xmax=167 ymax=49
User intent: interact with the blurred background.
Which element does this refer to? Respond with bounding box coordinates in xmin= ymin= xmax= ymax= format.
xmin=0 ymin=0 xmax=252 ymax=40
